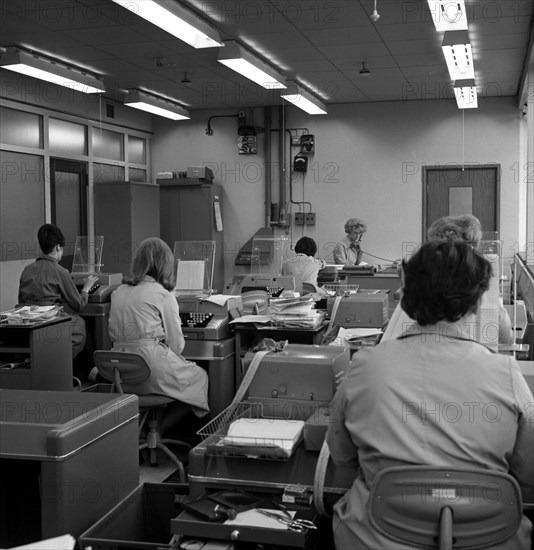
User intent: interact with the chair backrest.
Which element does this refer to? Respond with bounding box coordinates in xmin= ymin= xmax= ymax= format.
xmin=93 ymin=350 xmax=151 ymax=393
xmin=368 ymin=466 xmax=523 ymax=550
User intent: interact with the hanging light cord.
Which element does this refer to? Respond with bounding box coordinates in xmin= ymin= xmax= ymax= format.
xmin=462 ymin=108 xmax=465 ymax=171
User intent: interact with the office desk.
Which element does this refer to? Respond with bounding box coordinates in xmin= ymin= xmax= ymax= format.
xmin=79 ymin=302 xmax=112 ymax=351
xmin=0 ymin=316 xmax=72 ymax=391
xmin=0 ymin=389 xmax=139 ymax=547
xmin=233 ymin=322 xmax=329 ymax=389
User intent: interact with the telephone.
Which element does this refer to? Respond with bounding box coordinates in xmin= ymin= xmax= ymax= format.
xmin=293 ymin=154 xmax=308 ymax=172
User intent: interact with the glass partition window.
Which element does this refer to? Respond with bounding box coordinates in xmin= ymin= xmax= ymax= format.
xmin=92 ymin=128 xmax=124 ymax=161
xmin=0 ymin=151 xmax=44 ymax=261
xmin=128 ymin=135 xmax=146 ymax=164
xmin=94 ymin=163 xmax=125 ymax=182
xmin=0 ymin=107 xmax=42 ymax=149
xmin=129 ymin=167 xmax=147 ymax=182
xmin=49 ymin=118 xmax=87 ymax=155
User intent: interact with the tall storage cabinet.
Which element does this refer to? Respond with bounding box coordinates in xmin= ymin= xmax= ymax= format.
xmin=94 ymin=182 xmax=160 ymax=277
xmin=158 ymin=181 xmax=224 ymax=292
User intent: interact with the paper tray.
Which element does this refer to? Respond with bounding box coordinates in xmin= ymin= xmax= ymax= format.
xmin=197 ymin=402 xmax=304 ymax=461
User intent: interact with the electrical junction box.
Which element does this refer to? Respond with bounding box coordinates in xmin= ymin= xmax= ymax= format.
xmin=305 ymin=213 xmax=316 ymax=226
xmin=295 ymin=212 xmax=305 ymax=225
xmin=238 ymin=135 xmax=257 ymax=154
xmin=300 ymin=134 xmax=315 ymax=154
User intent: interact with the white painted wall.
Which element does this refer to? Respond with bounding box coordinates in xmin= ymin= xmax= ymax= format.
xmin=153 ymin=97 xmax=523 ymax=283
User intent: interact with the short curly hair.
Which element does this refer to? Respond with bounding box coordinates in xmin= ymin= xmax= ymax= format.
xmin=344 ymin=218 xmax=367 ymax=234
xmin=401 ymin=240 xmax=491 ymax=325
xmin=295 ymin=236 xmax=317 ymax=257
xmin=427 ymin=215 xmax=482 ymax=247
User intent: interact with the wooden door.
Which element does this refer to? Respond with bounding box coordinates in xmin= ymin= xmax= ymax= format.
xmin=423 ymin=165 xmax=500 ymax=238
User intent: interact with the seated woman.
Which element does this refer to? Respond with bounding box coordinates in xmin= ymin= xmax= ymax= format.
xmin=382 ymin=214 xmax=514 ymax=344
xmin=108 ymin=238 xmax=209 ymax=433
xmin=282 ymin=236 xmax=326 ymax=292
xmin=333 ymin=218 xmax=367 ymax=266
xmin=18 ymin=223 xmax=98 ymax=359
xmin=326 ymin=240 xmax=533 ymax=550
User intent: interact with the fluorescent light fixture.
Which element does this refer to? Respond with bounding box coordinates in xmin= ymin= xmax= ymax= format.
xmin=218 ymin=40 xmax=286 ymax=89
xmin=281 ymin=81 xmax=327 ymax=115
xmin=442 ymin=30 xmax=474 ymax=80
xmin=111 ymin=0 xmax=222 ymax=48
xmin=454 ymin=79 xmax=478 ymax=108
xmin=427 ymin=1 xmax=468 ymax=31
xmin=124 ymin=89 xmax=190 ymax=120
xmin=0 ymin=47 xmax=105 ymax=93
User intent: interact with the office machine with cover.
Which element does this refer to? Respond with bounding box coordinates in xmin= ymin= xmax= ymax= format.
xmin=70 ymin=236 xmax=122 ymax=350
xmin=71 ymin=236 xmax=122 ymax=302
xmin=187 ymin=344 xmax=351 ymax=500
xmin=175 ymin=248 xmax=243 ymax=416
xmin=226 ymin=274 xmax=300 ymax=298
xmin=174 ymin=344 xmax=351 ymax=547
xmin=327 ymin=292 xmax=389 ymax=328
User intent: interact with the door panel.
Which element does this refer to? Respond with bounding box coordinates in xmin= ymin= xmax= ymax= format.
xmin=424 ymin=165 xmax=499 ymax=237
xmin=50 ymin=159 xmax=88 ymax=270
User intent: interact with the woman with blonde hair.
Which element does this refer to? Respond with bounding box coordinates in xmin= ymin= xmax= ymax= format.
xmin=108 ymin=238 xmax=209 ymax=432
xmin=333 ymin=218 xmax=368 ymax=266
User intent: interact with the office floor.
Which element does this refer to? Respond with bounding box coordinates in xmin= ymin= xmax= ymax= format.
xmin=139 ymin=444 xmax=190 ymax=484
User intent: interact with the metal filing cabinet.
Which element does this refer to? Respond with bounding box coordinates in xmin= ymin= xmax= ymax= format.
xmin=94 ymin=181 xmax=160 ymax=276
xmin=158 ymin=181 xmax=224 ymax=293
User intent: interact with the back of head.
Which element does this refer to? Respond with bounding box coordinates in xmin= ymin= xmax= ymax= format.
xmin=295 ymin=236 xmax=317 ymax=257
xmin=344 ymin=217 xmax=367 ymax=234
xmin=453 ymin=214 xmax=482 ymax=247
xmin=37 ymin=224 xmax=65 ymax=254
xmin=401 ymin=240 xmax=491 ymax=325
xmin=427 ymin=215 xmax=482 ymax=248
xmin=131 ymin=237 xmax=175 ymax=291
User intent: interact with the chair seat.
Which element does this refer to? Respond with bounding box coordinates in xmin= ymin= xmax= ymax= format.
xmin=138 ymin=394 xmax=176 ymax=408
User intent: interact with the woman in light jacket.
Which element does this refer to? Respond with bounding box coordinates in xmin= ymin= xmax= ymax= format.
xmin=109 ymin=238 xmax=209 ymax=432
xmin=327 ymin=240 xmax=533 ymax=550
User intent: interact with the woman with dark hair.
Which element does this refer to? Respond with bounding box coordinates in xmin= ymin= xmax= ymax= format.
xmin=282 ymin=236 xmax=326 ymax=290
xmin=108 ymin=238 xmax=209 ymax=428
xmin=18 ymin=224 xmax=98 ymax=358
xmin=382 ymin=214 xmax=513 ymax=344
xmin=326 ymin=240 xmax=533 ymax=550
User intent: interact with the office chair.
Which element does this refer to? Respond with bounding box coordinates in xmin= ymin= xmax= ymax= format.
xmin=368 ymin=465 xmax=523 ymax=550
xmin=93 ymin=350 xmax=191 ymax=482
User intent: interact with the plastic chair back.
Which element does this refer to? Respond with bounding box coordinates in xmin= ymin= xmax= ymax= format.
xmin=93 ymin=350 xmax=151 ymax=393
xmin=368 ymin=466 xmax=522 ymax=549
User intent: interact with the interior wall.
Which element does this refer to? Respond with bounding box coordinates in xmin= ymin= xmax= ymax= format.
xmin=153 ymin=96 xmax=522 ymax=283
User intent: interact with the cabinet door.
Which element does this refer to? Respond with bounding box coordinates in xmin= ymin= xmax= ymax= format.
xmin=178 ymin=187 xmax=215 ymax=240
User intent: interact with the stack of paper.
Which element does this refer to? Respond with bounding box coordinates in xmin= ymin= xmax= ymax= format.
xmin=272 ymin=310 xmax=325 ymax=329
xmin=222 ymin=418 xmax=305 ymax=458
xmin=269 ymin=296 xmax=314 ymax=315
xmin=0 ymin=305 xmax=62 ymax=325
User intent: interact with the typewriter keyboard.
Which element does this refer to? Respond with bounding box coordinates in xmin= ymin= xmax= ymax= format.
xmin=241 ymin=286 xmax=285 ymax=298
xmin=179 ymin=312 xmax=214 ymax=328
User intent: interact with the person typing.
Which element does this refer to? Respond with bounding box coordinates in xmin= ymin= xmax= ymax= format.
xmin=18 ymin=224 xmax=98 ymax=358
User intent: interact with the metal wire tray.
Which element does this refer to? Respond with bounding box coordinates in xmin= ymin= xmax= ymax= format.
xmin=197 ymin=401 xmax=305 ymax=461
xmin=323 ymin=283 xmax=359 ymax=296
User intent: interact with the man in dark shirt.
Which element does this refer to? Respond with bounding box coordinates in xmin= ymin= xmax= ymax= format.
xmin=18 ymin=224 xmax=98 ymax=358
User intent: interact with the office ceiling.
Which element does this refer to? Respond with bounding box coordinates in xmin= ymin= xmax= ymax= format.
xmin=1 ymin=0 xmax=533 ymax=112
